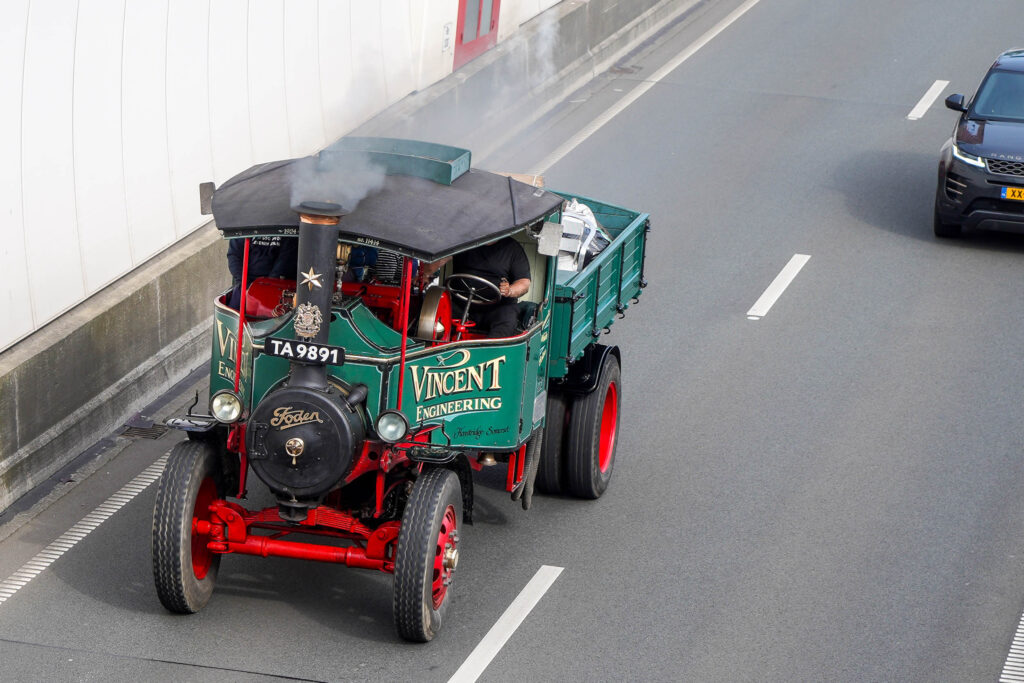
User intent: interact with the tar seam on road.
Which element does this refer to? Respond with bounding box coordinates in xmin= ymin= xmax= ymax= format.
xmin=0 ymin=635 xmax=324 ymax=682
xmin=907 ymin=80 xmax=949 ymax=120
xmin=746 ymin=254 xmax=811 ymax=320
xmin=0 ymin=455 xmax=167 ymax=606
xmin=530 ymin=0 xmax=764 ymax=175
xmin=448 ymin=565 xmax=564 ymax=683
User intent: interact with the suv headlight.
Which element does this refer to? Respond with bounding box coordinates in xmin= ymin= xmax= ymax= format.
xmin=952 ymin=143 xmax=986 ymax=168
xmin=210 ymin=390 xmax=244 ymax=423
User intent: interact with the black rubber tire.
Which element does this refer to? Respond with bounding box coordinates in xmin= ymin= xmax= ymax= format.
xmin=152 ymin=440 xmax=223 ymax=614
xmin=393 ymin=468 xmax=462 ymax=642
xmin=934 ymin=198 xmax=962 ymax=238
xmin=565 ymin=353 xmax=621 ymax=499
xmin=535 ymin=391 xmax=569 ymax=494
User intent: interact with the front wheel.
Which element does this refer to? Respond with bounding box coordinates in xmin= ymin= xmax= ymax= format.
xmin=565 ymin=353 xmax=621 ymax=499
xmin=393 ymin=468 xmax=462 ymax=642
xmin=152 ymin=440 xmax=223 ymax=614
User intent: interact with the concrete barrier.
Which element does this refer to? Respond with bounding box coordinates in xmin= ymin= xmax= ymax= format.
xmin=0 ymin=0 xmax=704 ymax=514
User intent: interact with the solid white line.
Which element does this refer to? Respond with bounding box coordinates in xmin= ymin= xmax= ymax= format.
xmin=0 ymin=455 xmax=167 ymax=608
xmin=907 ymin=80 xmax=949 ymax=120
xmin=532 ymin=0 xmax=764 ymax=174
xmin=448 ymin=565 xmax=564 ymax=683
xmin=746 ymin=254 xmax=811 ymax=319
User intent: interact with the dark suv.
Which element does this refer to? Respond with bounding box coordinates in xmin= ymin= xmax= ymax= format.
xmin=935 ymin=49 xmax=1024 ymax=237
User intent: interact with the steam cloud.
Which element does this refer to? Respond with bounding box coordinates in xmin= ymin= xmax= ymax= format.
xmin=288 ymin=149 xmax=388 ymax=213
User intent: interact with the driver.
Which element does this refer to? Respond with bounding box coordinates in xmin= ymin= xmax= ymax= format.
xmin=419 ymin=237 xmax=530 ymax=338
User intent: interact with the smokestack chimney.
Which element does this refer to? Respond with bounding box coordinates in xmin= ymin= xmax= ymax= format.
xmin=289 ymin=200 xmax=346 ymax=390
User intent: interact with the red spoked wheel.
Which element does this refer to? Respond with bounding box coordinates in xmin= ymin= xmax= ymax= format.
xmin=189 ymin=476 xmax=218 ymax=580
xmin=393 ymin=468 xmax=462 ymax=642
xmin=431 ymin=504 xmax=459 ymax=609
xmin=152 ymin=440 xmax=223 ymax=613
xmin=566 ymin=352 xmax=621 ymax=499
xmin=597 ymin=380 xmax=619 ymax=473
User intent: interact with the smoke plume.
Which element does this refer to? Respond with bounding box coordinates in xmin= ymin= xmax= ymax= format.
xmin=288 ymin=149 xmax=388 ymax=213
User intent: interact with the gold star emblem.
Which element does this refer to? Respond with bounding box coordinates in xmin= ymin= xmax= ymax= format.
xmin=300 ymin=266 xmax=323 ymax=291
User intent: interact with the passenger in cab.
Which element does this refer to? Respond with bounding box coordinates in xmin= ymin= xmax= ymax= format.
xmin=418 ymin=237 xmax=530 ymax=338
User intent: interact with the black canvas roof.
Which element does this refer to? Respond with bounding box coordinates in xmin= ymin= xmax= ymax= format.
xmin=210 ymin=153 xmax=563 ymax=262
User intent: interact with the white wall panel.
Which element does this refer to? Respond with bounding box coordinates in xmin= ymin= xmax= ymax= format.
xmin=122 ymin=0 xmax=176 ymax=262
xmin=166 ymin=0 xmax=214 ymax=239
xmin=208 ymin=0 xmax=253 ymax=184
xmin=284 ymin=0 xmax=327 ymax=156
xmin=247 ymin=0 xmax=291 ymax=163
xmin=21 ymin=0 xmax=84 ymax=324
xmin=409 ymin=0 xmax=458 ymax=90
xmin=381 ymin=0 xmax=415 ymax=103
xmin=348 ymin=4 xmax=388 ymax=128
xmin=318 ymin=1 xmax=355 ymax=142
xmin=0 ymin=0 xmax=34 ymax=351
xmin=73 ymin=0 xmax=132 ymax=292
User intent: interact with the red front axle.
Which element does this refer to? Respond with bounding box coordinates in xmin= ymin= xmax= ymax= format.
xmin=197 ymin=500 xmax=400 ymax=573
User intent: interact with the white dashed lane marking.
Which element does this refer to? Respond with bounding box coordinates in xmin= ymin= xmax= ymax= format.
xmin=449 ymin=565 xmax=564 ymax=683
xmin=907 ymin=79 xmax=949 ymax=120
xmin=0 ymin=456 xmax=167 ymax=606
xmin=747 ymin=254 xmax=811 ymax=320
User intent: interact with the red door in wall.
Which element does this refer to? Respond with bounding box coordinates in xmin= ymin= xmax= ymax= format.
xmin=454 ymin=0 xmax=501 ymax=70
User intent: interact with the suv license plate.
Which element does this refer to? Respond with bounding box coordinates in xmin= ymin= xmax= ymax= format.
xmin=263 ymin=337 xmax=345 ymax=366
xmin=1001 ymin=186 xmax=1024 ymax=201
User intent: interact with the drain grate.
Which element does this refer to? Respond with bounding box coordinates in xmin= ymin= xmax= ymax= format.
xmin=120 ymin=424 xmax=168 ymax=440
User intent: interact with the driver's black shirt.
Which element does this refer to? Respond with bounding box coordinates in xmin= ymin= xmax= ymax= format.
xmin=452 ymin=237 xmax=530 ymax=302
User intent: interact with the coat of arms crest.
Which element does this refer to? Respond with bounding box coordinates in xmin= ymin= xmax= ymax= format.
xmin=293 ymin=302 xmax=323 ymax=338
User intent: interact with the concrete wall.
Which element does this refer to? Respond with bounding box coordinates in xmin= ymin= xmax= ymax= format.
xmin=0 ymin=0 xmax=703 ymax=513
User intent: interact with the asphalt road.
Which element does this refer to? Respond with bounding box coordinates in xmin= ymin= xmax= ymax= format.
xmin=5 ymin=0 xmax=1024 ymax=680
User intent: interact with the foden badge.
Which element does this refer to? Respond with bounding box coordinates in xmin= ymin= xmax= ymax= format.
xmin=294 ymin=302 xmax=323 ymax=338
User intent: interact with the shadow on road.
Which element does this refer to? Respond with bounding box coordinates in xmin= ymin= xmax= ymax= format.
xmin=833 ymin=149 xmax=1024 ymax=253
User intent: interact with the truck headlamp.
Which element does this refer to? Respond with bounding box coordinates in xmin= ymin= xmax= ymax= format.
xmin=375 ymin=410 xmax=410 ymax=443
xmin=210 ymin=390 xmax=244 ymax=423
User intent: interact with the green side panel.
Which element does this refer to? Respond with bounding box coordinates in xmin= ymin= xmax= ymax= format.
xmin=326 ymin=137 xmax=471 ymax=185
xmin=546 ymin=192 xmax=649 ymax=377
xmin=391 ymin=341 xmax=530 ymax=450
xmin=329 ymin=303 xmax=410 ymax=355
xmin=210 ymin=304 xmax=257 ymax=407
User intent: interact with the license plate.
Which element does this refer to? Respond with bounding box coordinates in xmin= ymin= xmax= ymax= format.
xmin=1001 ymin=186 xmax=1024 ymax=201
xmin=263 ymin=337 xmax=345 ymax=366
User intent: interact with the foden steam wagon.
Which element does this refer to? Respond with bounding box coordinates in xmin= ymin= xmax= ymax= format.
xmin=152 ymin=138 xmax=649 ymax=641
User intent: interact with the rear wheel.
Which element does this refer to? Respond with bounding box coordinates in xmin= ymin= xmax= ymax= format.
xmin=152 ymin=440 xmax=223 ymax=614
xmin=393 ymin=468 xmax=462 ymax=642
xmin=566 ymin=354 xmax=621 ymax=499
xmin=536 ymin=391 xmax=568 ymax=494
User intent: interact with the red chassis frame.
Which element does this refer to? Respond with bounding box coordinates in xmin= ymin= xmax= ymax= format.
xmin=201 ymin=434 xmax=528 ymax=574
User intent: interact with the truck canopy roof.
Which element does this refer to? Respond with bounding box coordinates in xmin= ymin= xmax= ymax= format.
xmin=210 ymin=138 xmax=564 ymax=262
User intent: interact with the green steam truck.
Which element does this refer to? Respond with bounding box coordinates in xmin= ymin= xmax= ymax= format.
xmin=152 ymin=137 xmax=648 ymax=641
